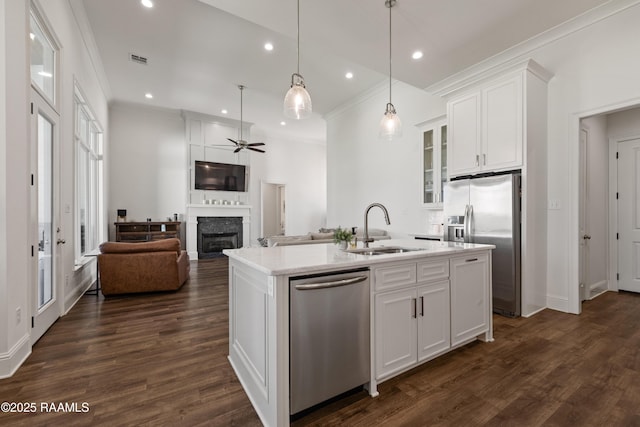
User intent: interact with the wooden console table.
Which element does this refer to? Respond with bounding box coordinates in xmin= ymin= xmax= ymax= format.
xmin=114 ymin=221 xmax=182 ymax=243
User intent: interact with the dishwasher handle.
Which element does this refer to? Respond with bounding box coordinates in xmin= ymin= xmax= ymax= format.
xmin=294 ymin=275 xmax=368 ymax=290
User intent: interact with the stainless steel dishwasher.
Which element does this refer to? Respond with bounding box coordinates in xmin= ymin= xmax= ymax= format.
xmin=289 ymin=268 xmax=370 ymax=415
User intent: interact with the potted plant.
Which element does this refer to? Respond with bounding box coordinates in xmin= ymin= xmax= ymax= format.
xmin=333 ymin=226 xmax=353 ymax=250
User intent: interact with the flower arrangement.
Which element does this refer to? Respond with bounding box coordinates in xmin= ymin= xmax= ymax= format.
xmin=333 ymin=226 xmax=353 ymax=245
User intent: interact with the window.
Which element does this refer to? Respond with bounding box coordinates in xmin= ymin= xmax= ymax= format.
xmin=30 ymin=11 xmax=56 ymax=105
xmin=74 ymin=87 xmax=104 ymax=263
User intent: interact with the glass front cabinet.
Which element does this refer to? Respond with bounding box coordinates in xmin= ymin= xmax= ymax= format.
xmin=420 ymin=118 xmax=447 ymax=208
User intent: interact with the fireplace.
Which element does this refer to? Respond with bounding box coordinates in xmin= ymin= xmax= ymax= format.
xmin=197 ymin=217 xmax=243 ymax=259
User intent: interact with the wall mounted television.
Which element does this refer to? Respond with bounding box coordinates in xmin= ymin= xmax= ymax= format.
xmin=194 ymin=161 xmax=247 ymax=192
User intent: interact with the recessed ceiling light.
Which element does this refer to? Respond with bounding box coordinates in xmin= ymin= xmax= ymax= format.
xmin=221 ymin=109 xmax=228 ymax=114
xmin=141 ymin=0 xmax=153 ymax=8
xmin=264 ymin=42 xmax=274 ymax=51
xmin=412 ymin=51 xmax=423 ymax=60
xmin=280 ymin=121 xmax=286 ymax=126
xmin=145 ymin=93 xmax=153 ymax=99
xmin=29 ymin=33 xmax=35 ymax=40
xmin=345 ymin=72 xmax=354 ymax=79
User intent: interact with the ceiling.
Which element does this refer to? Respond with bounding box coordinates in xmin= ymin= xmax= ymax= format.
xmin=81 ymin=0 xmax=611 ymax=143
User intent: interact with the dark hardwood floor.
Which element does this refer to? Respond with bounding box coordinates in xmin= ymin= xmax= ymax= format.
xmin=1 ymin=257 xmax=639 ymax=426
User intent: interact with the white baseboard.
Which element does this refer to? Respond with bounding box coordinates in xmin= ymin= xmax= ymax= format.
xmin=0 ymin=334 xmax=31 ymax=379
xmin=590 ymin=280 xmax=608 ymax=291
xmin=546 ymin=294 xmax=569 ymax=313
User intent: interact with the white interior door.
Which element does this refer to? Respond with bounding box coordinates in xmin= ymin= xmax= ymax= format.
xmin=31 ymin=93 xmax=60 ymax=343
xmin=618 ymin=138 xmax=640 ymax=292
xmin=579 ymin=128 xmax=589 ymax=301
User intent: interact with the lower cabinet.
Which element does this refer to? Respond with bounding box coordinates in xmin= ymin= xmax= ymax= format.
xmin=373 ymin=252 xmax=491 ymax=383
xmin=450 ymin=253 xmax=490 ymax=346
xmin=375 ymin=280 xmax=450 ymax=380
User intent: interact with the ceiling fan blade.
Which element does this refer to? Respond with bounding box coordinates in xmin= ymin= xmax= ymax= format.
xmin=247 ymin=147 xmax=265 ymax=153
xmin=227 ymin=138 xmax=240 ymax=146
xmin=247 ymin=142 xmax=266 ymax=146
xmin=233 ymin=147 xmax=243 ymax=153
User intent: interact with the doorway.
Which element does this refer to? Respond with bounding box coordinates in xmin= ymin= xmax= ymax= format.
xmin=575 ymin=106 xmax=640 ymax=312
xmin=261 ymin=182 xmax=286 ymax=238
xmin=577 ymin=117 xmax=609 ymax=305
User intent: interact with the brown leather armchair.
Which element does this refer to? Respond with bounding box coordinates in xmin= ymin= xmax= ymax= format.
xmin=98 ymin=238 xmax=190 ymax=296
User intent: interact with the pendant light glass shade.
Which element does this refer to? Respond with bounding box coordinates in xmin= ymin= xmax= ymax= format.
xmin=379 ymin=102 xmax=402 ymax=140
xmin=284 ymin=73 xmax=312 ymax=119
xmin=379 ymin=0 xmax=401 ymax=140
xmin=284 ymin=0 xmax=312 ymax=119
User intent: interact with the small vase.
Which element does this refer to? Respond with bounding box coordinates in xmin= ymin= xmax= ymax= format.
xmin=337 ymin=241 xmax=348 ymax=250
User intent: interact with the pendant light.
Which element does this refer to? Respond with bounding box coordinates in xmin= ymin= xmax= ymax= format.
xmin=283 ymin=0 xmax=312 ymax=120
xmin=379 ymin=0 xmax=402 ymax=140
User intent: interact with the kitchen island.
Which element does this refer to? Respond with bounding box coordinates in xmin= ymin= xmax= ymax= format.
xmin=223 ymin=239 xmax=494 ymax=427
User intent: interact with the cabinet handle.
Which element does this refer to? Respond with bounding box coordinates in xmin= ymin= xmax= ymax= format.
xmin=420 ymin=296 xmax=424 ymax=317
xmin=475 ymin=155 xmax=480 ymax=166
xmin=465 ymin=258 xmax=478 ymax=262
xmin=483 ymin=154 xmax=486 ymax=165
xmin=412 ymin=298 xmax=417 ymax=318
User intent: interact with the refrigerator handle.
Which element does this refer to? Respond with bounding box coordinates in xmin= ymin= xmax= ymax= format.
xmin=464 ymin=204 xmax=473 ymax=243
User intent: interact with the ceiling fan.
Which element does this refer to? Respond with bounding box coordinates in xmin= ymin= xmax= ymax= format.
xmin=215 ymin=85 xmax=266 ymax=154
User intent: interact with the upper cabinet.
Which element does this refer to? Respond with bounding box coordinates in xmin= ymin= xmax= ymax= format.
xmin=446 ymin=61 xmax=550 ymax=178
xmin=419 ymin=118 xmax=447 ymax=208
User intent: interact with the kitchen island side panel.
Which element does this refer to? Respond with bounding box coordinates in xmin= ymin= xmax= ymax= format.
xmin=227 ymin=259 xmax=290 ymax=426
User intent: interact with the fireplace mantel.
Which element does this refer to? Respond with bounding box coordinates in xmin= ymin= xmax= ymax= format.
xmin=186 ymin=204 xmax=251 ymax=259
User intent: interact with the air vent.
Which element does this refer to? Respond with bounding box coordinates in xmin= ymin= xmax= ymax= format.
xmin=129 ymin=53 xmax=148 ymax=65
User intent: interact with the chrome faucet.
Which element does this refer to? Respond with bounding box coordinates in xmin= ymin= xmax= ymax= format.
xmin=363 ymin=203 xmax=391 ymax=248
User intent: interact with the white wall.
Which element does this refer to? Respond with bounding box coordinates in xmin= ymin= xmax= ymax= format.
xmin=0 ymin=0 xmax=30 ymax=378
xmin=581 ymin=115 xmax=608 ymax=288
xmin=607 ymin=106 xmax=640 ymax=139
xmin=326 ymin=81 xmax=446 ymax=235
xmin=248 ymin=129 xmax=326 ymax=241
xmin=108 ymin=103 xmax=186 ymax=235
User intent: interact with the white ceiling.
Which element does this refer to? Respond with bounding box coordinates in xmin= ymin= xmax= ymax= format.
xmin=81 ymin=0 xmax=611 ymax=143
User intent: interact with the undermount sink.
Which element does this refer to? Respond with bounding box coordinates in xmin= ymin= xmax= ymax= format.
xmin=347 ymin=246 xmax=422 ymax=256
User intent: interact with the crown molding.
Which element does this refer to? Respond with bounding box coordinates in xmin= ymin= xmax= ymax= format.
xmin=426 ymin=0 xmax=640 ymax=98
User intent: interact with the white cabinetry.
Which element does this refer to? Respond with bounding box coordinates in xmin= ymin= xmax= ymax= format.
xmin=448 ymin=74 xmax=523 ymax=176
xmin=450 ymin=252 xmax=490 ymax=346
xmin=446 ymin=60 xmax=550 ymax=178
xmin=418 ymin=117 xmax=447 ymax=207
xmin=374 ymin=259 xmax=451 ymax=381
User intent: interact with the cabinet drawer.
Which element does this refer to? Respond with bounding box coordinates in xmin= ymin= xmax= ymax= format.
xmin=374 ymin=263 xmax=417 ymax=291
xmin=417 ymin=259 xmax=449 ymax=283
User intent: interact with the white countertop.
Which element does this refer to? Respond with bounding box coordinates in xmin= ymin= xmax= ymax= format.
xmin=223 ymin=239 xmax=495 ymax=276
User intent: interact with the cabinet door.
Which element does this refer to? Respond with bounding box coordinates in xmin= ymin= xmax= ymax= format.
xmin=375 ymin=288 xmax=417 ymax=380
xmin=420 ymin=119 xmax=446 ymax=207
xmin=422 ymin=128 xmax=436 ymax=204
xmin=448 ymin=92 xmax=481 ymax=177
xmin=450 ymin=253 xmax=490 ymax=346
xmin=482 ymin=75 xmax=523 ymax=171
xmin=417 ymin=280 xmax=450 ymax=361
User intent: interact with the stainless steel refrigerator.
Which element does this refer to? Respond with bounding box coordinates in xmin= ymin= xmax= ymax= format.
xmin=443 ymin=172 xmax=521 ymax=317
